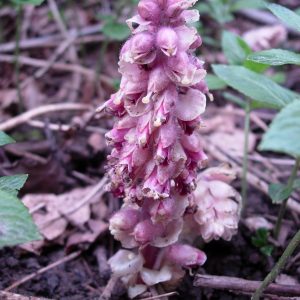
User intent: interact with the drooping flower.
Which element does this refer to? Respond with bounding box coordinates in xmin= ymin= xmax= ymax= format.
xmin=192 ymin=165 xmax=242 ymax=242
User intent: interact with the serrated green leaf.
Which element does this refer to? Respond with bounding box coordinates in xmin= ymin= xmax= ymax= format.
xmin=268 ymin=183 xmax=293 ymax=204
xmin=268 ymin=4 xmax=300 ymax=33
xmin=248 ymin=49 xmax=300 ymax=66
xmin=212 ymin=65 xmax=299 ymax=109
xmin=0 ymin=132 xmax=15 ymax=146
xmin=259 ymin=101 xmax=300 ymax=157
xmin=102 ymin=21 xmax=130 ymax=41
xmin=0 ymin=175 xmax=28 ymax=195
xmin=205 ymin=74 xmax=227 ymax=90
xmin=0 ymin=189 xmax=41 ymax=248
xmin=11 ymin=0 xmax=45 ymax=5
xmin=221 ymin=31 xmax=250 ymax=65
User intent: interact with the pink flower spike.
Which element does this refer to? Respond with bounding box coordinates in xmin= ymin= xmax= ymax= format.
xmin=103 ymin=0 xmax=239 ymax=296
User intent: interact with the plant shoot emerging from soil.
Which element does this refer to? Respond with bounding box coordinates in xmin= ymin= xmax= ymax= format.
xmin=102 ymin=0 xmax=241 ymax=297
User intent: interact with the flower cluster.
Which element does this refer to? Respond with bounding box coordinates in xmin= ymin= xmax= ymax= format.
xmin=103 ymin=0 xmax=241 ymax=298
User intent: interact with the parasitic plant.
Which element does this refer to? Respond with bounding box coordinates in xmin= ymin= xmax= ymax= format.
xmin=102 ymin=0 xmax=241 ymax=297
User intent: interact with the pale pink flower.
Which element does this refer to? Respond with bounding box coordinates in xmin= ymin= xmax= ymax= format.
xmin=192 ymin=165 xmax=242 ymax=242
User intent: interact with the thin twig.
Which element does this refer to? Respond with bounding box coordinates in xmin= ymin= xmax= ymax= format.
xmin=0 ymin=103 xmax=91 ymax=132
xmin=40 ymin=176 xmax=108 ymax=230
xmin=141 ymin=292 xmax=179 ymax=300
xmin=27 ymin=119 xmax=108 ymax=134
xmin=48 ymin=0 xmax=82 ymax=102
xmin=5 ymin=251 xmax=81 ymax=292
xmin=14 ymin=5 xmax=23 ymax=113
xmin=0 ymin=24 xmax=104 ymax=53
xmin=194 ymin=274 xmax=300 ymax=297
xmin=0 ymin=54 xmax=113 ymax=86
xmin=0 ymin=291 xmax=51 ymax=300
xmin=241 ymin=101 xmax=251 ymax=212
xmin=64 ymin=176 xmax=108 ymax=216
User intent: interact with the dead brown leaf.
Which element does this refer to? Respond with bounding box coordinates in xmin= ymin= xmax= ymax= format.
xmin=66 ymin=219 xmax=108 ymax=249
xmin=22 ymin=184 xmax=107 ymax=252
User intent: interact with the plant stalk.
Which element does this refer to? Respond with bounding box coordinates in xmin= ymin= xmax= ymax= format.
xmin=15 ymin=5 xmax=23 ymax=113
xmin=252 ymin=229 xmax=300 ymax=300
xmin=274 ymin=158 xmax=300 ymax=239
xmin=241 ymin=101 xmax=251 ymax=212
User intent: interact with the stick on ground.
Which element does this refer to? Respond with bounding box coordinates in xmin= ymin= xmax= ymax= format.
xmin=194 ymin=274 xmax=300 ymax=298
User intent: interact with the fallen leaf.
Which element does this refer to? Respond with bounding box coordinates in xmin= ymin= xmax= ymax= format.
xmin=243 ymin=25 xmax=287 ymax=51
xmin=66 ymin=220 xmax=108 ymax=249
xmin=21 ymin=184 xmax=106 ymax=251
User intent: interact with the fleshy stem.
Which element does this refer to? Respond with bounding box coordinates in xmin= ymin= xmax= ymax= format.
xmin=252 ymin=228 xmax=300 ymax=300
xmin=273 ymin=158 xmax=300 ymax=239
xmin=241 ymin=101 xmax=251 ymax=212
xmin=14 ymin=4 xmax=24 ymax=113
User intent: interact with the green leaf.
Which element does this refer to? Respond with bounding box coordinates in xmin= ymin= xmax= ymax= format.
xmin=268 ymin=4 xmax=300 ymax=33
xmin=248 ymin=49 xmax=300 ymax=66
xmin=0 ymin=132 xmax=15 ymax=146
xmin=0 ymin=189 xmax=41 ymax=248
xmin=0 ymin=175 xmax=28 ymax=195
xmin=268 ymin=183 xmax=293 ymax=204
xmin=252 ymin=228 xmax=269 ymax=247
xmin=205 ymin=74 xmax=227 ymax=90
xmin=259 ymin=101 xmax=300 ymax=157
xmin=203 ymin=0 xmax=234 ymax=24
xmin=293 ymin=179 xmax=300 ymax=189
xmin=231 ymin=0 xmax=267 ymax=11
xmin=221 ymin=31 xmax=251 ymax=65
xmin=212 ymin=65 xmax=299 ymax=109
xmin=195 ymin=3 xmax=211 ymax=14
xmin=11 ymin=0 xmax=45 ymax=5
xmin=260 ymin=245 xmax=274 ymax=257
xmin=102 ymin=20 xmax=130 ymax=41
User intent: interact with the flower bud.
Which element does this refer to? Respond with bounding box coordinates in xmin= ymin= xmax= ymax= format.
xmin=166 ymin=244 xmax=207 ymax=267
xmin=134 ymin=219 xmax=164 ymax=244
xmin=166 ymin=0 xmax=198 ymax=18
xmin=108 ymin=250 xmax=144 ymax=277
xmin=138 ymin=0 xmax=161 ymax=22
xmin=109 ymin=208 xmax=140 ymax=232
xmin=129 ymin=32 xmax=156 ymax=64
xmin=156 ymin=27 xmax=178 ymax=57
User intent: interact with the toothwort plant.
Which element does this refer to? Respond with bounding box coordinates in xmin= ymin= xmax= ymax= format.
xmin=103 ymin=0 xmax=241 ymax=297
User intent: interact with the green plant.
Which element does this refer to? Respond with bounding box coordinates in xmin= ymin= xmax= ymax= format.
xmin=196 ymin=0 xmax=267 ymax=25
xmin=251 ymin=228 xmax=274 ymax=257
xmin=0 ymin=132 xmax=41 ymax=248
xmin=213 ymin=3 xmax=300 ymax=298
